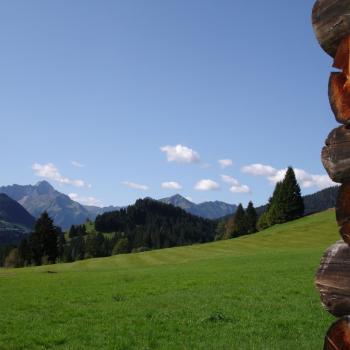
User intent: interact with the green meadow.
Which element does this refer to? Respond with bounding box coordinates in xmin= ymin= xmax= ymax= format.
xmin=0 ymin=210 xmax=339 ymax=349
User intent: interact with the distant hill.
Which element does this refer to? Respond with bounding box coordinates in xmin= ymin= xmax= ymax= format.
xmin=0 ymin=193 xmax=35 ymax=245
xmin=95 ymin=198 xmax=216 ymax=250
xmin=159 ymin=194 xmax=237 ymax=219
xmin=254 ymin=186 xmax=339 ymax=217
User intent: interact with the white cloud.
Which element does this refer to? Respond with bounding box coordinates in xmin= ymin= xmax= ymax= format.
xmin=69 ymin=193 xmax=103 ymax=207
xmin=161 ymin=181 xmax=182 ymax=190
xmin=221 ymin=175 xmax=251 ymax=194
xmin=185 ymin=196 xmax=193 ymax=202
xmin=160 ymin=144 xmax=200 ymax=163
xmin=221 ymin=174 xmax=239 ymax=186
xmin=218 ymin=159 xmax=233 ymax=169
xmin=71 ymin=160 xmax=84 ymax=168
xmin=241 ymin=163 xmax=336 ymax=190
xmin=122 ymin=181 xmax=149 ymax=191
xmin=230 ymin=185 xmax=251 ymax=194
xmin=241 ymin=164 xmax=277 ymax=177
xmin=195 ymin=179 xmax=220 ymax=191
xmin=32 ymin=163 xmax=89 ymax=188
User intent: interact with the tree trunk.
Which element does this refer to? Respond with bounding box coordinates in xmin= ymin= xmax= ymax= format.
xmin=315 ymin=240 xmax=350 ymax=317
xmin=312 ymin=0 xmax=350 ymax=57
xmin=322 ymin=126 xmax=350 ymax=183
xmin=324 ymin=316 xmax=350 ymax=350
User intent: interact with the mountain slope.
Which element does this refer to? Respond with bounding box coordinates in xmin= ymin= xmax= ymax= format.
xmin=0 ymin=193 xmax=35 ymax=229
xmin=159 ymin=194 xmax=237 ymax=219
xmin=0 ymin=194 xmax=35 ymax=245
xmin=0 ymin=181 xmax=91 ymax=230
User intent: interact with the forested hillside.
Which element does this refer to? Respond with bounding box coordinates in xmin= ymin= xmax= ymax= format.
xmin=95 ymin=198 xmax=216 ymax=250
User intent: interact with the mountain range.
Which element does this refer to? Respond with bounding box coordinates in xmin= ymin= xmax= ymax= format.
xmin=0 ymin=181 xmax=340 ymax=232
xmin=160 ymin=194 xmax=237 ymax=219
xmin=0 ymin=193 xmax=35 ymax=245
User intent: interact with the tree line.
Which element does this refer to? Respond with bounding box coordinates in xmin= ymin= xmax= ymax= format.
xmin=216 ymin=167 xmax=304 ymax=239
xmin=1 ymin=167 xmax=305 ymax=267
xmin=2 ymin=198 xmax=216 ymax=267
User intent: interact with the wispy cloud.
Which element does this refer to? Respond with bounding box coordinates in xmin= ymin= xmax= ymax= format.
xmin=161 ymin=181 xmax=182 ymax=190
xmin=122 ymin=181 xmax=149 ymax=191
xmin=71 ymin=160 xmax=84 ymax=168
xmin=218 ymin=159 xmax=233 ymax=169
xmin=195 ymin=179 xmax=220 ymax=191
xmin=69 ymin=193 xmax=103 ymax=207
xmin=161 ymin=144 xmax=200 ymax=163
xmin=221 ymin=174 xmax=251 ymax=194
xmin=241 ymin=163 xmax=336 ymax=190
xmin=32 ymin=163 xmax=90 ymax=188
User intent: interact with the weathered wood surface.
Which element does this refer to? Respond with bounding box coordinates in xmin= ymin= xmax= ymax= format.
xmin=316 ymin=241 xmax=350 ymax=317
xmin=329 ymin=72 xmax=350 ymax=124
xmin=322 ymin=126 xmax=350 ymax=182
xmin=336 ymin=182 xmax=350 ymax=226
xmin=337 ymin=183 xmax=350 ymax=244
xmin=329 ymin=36 xmax=350 ymax=124
xmin=312 ymin=0 xmax=350 ymax=57
xmin=323 ymin=316 xmax=350 ymax=350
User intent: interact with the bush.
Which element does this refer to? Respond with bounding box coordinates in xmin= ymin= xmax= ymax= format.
xmin=112 ymin=238 xmax=129 ymax=255
xmin=4 ymin=248 xmax=22 ymax=268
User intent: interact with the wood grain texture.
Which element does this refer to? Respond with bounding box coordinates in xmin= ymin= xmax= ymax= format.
xmin=324 ymin=316 xmax=350 ymax=350
xmin=316 ymin=241 xmax=350 ymax=317
xmin=336 ymin=182 xmax=350 ymax=226
xmin=322 ymin=126 xmax=350 ymax=182
xmin=329 ymin=72 xmax=350 ymax=124
xmin=312 ymin=0 xmax=350 ymax=57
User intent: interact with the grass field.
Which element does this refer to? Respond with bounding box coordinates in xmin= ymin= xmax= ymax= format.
xmin=0 ymin=210 xmax=339 ymax=349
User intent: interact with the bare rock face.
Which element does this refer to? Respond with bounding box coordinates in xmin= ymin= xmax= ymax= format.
xmin=322 ymin=126 xmax=350 ymax=183
xmin=323 ymin=316 xmax=350 ymax=349
xmin=312 ymin=0 xmax=350 ymax=57
xmin=316 ymin=241 xmax=350 ymax=317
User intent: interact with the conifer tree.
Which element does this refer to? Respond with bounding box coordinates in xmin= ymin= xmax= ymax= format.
xmin=233 ymin=204 xmax=247 ymax=237
xmin=282 ymin=167 xmax=304 ymax=220
xmin=245 ymin=201 xmax=258 ymax=234
xmin=30 ymin=212 xmax=58 ymax=265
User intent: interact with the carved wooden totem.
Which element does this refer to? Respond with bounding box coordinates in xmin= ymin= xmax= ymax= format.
xmin=313 ymin=0 xmax=350 ymax=348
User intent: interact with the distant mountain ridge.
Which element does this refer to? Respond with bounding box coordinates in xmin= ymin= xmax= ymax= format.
xmin=0 ymin=181 xmax=93 ymax=230
xmin=0 ymin=193 xmax=35 ymax=245
xmin=159 ymin=194 xmax=237 ymax=219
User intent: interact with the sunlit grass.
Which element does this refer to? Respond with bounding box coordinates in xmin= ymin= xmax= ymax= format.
xmin=0 ymin=210 xmax=338 ymax=349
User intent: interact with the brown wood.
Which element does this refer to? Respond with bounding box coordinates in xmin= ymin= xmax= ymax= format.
xmin=312 ymin=0 xmax=350 ymax=57
xmin=340 ymin=221 xmax=350 ymax=246
xmin=329 ymin=72 xmax=350 ymax=124
xmin=333 ymin=36 xmax=350 ymax=76
xmin=315 ymin=241 xmax=350 ymax=317
xmin=329 ymin=36 xmax=350 ymax=124
xmin=324 ymin=316 xmax=350 ymax=350
xmin=322 ymin=126 xmax=350 ymax=182
xmin=336 ymin=182 xmax=350 ymax=226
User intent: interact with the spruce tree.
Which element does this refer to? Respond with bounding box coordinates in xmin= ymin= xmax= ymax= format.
xmin=30 ymin=212 xmax=58 ymax=265
xmin=245 ymin=201 xmax=258 ymax=234
xmin=233 ymin=204 xmax=247 ymax=237
xmin=281 ymin=167 xmax=304 ymax=220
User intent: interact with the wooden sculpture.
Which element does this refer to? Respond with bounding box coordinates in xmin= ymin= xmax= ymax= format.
xmin=312 ymin=0 xmax=350 ymax=348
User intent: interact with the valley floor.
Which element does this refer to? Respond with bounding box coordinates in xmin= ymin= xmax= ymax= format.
xmin=0 ymin=210 xmax=338 ymax=349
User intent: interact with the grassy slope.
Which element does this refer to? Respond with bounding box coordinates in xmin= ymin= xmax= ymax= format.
xmin=0 ymin=210 xmax=339 ymax=350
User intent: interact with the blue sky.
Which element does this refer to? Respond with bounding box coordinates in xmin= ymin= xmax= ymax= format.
xmin=0 ymin=0 xmax=337 ymax=207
